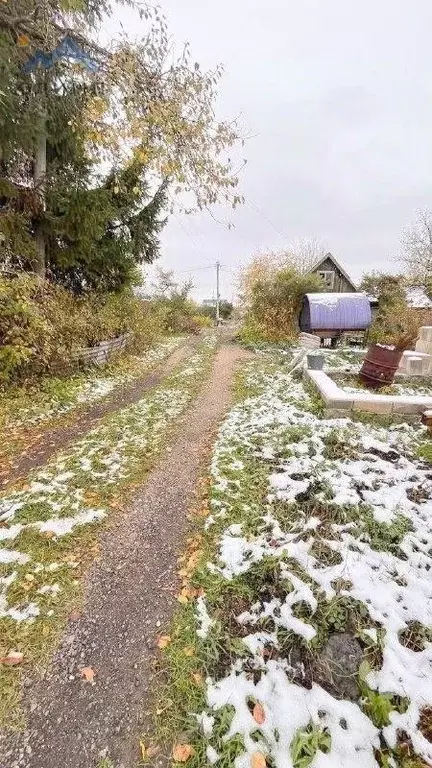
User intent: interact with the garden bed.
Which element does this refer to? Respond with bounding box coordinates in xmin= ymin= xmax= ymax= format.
xmin=332 ymin=372 xmax=432 ymax=398
xmin=305 ymin=368 xmax=432 ymax=417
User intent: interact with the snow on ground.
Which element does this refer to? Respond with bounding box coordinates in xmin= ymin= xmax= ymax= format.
xmin=0 ymin=334 xmax=216 ymax=625
xmin=338 ymin=376 xmax=432 ymax=398
xmin=1 ymin=337 xmax=184 ymax=430
xmin=321 ymin=347 xmax=365 ymax=372
xmin=192 ymin=356 xmax=432 ymax=767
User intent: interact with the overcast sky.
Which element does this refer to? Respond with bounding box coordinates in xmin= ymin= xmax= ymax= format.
xmin=114 ymin=0 xmax=432 ymax=301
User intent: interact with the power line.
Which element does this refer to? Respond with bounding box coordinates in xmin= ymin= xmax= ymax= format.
xmin=247 ymin=199 xmax=290 ymax=242
xmin=174 ymin=264 xmax=215 ymax=274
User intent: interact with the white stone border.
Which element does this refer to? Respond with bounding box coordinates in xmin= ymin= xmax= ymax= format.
xmin=305 ymin=368 xmax=432 ymax=416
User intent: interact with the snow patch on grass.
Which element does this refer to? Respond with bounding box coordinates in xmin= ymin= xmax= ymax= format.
xmin=0 ymin=334 xmax=216 ymax=629
xmin=1 ymin=337 xmax=184 ymax=430
xmin=186 ymin=354 xmax=432 ymax=767
xmin=208 ymin=664 xmax=379 ymax=768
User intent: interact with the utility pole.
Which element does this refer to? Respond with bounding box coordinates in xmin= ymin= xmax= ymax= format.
xmin=215 ymin=260 xmax=221 ymax=326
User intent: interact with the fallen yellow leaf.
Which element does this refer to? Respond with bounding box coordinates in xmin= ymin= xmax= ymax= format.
xmin=139 ymin=740 xmax=159 ymax=759
xmin=191 ymin=671 xmax=204 ymax=687
xmin=252 ymin=701 xmax=265 ymax=724
xmin=156 ymin=697 xmax=173 ymax=715
xmin=251 ymin=752 xmax=266 ymax=768
xmin=157 ymin=635 xmax=171 ymax=649
xmin=172 ymin=743 xmax=195 ymax=763
xmin=177 ymin=594 xmax=189 ymax=605
xmin=183 ymin=646 xmax=195 ymax=657
xmin=17 ymin=33 xmax=30 ymax=46
xmin=1 ymin=651 xmax=24 ymax=666
xmin=81 ymin=666 xmax=95 ymax=682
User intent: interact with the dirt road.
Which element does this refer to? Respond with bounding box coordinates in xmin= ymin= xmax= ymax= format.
xmin=0 ymin=341 xmax=199 ymax=489
xmin=0 ymin=343 xmax=250 ymax=768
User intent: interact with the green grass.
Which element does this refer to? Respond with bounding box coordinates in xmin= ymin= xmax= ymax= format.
xmin=301 ymin=376 xmax=325 ymax=417
xmin=146 ymin=349 xmax=429 ymax=768
xmin=290 ymin=723 xmax=331 ymax=767
xmin=416 ymin=441 xmax=432 ymax=464
xmin=0 ymin=336 xmax=183 ymax=471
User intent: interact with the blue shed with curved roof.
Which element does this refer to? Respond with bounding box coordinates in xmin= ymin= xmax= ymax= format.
xmin=299 ymin=293 xmax=372 ymax=336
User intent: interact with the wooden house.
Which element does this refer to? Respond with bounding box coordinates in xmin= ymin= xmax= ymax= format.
xmin=304 ymin=253 xmax=374 ymax=344
xmin=308 ymin=253 xmax=357 ymax=293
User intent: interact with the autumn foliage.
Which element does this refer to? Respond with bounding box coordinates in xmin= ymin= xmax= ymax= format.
xmin=0 ymin=1 xmax=243 ymax=286
xmin=361 ymin=272 xmax=432 ymax=349
xmin=239 ymin=254 xmax=323 ymax=343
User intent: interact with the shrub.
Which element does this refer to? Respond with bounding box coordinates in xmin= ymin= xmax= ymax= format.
xmin=197 ymin=300 xmax=233 ymax=321
xmin=0 ymin=274 xmax=53 ymax=384
xmin=362 ymin=271 xmax=432 ymax=349
xmin=240 ymin=264 xmax=323 ymax=343
xmin=367 ymin=299 xmax=431 ymax=349
xmin=0 ymin=276 xmax=166 ymax=386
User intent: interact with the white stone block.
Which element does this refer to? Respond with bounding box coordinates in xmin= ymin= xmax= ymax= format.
xmin=390 ymin=396 xmax=432 ymax=414
xmin=406 ymin=356 xmax=428 ymax=375
xmin=418 ymin=326 xmax=432 ymax=344
xmin=351 ymin=394 xmax=394 ymax=414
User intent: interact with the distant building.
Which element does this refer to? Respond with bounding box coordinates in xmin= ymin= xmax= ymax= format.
xmin=307 ymin=252 xmax=381 ymax=321
xmin=307 ymin=253 xmax=357 ymax=293
xmin=406 ymin=287 xmax=432 ymax=309
xmin=304 ymin=253 xmax=373 ymax=342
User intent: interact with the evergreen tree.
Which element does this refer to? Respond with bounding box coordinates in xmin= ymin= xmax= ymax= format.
xmin=0 ymin=1 xmax=243 ymax=291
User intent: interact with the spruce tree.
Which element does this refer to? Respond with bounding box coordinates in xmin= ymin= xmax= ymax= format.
xmin=0 ymin=1 xmax=243 ymax=291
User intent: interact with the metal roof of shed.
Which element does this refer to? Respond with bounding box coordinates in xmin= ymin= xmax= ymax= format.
xmin=304 ymin=292 xmax=371 ymax=330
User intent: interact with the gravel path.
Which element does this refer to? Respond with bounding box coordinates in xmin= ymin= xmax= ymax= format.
xmin=0 ymin=343 xmax=250 ymax=768
xmin=0 ymin=340 xmax=195 ymax=489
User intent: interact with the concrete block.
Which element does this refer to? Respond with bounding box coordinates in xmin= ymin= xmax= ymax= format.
xmin=326 ymin=398 xmax=354 ymax=410
xmin=390 ymin=396 xmax=432 ymax=415
xmin=352 ymin=397 xmax=393 ymax=414
xmin=406 ymin=356 xmax=428 ymax=375
xmin=419 ymin=326 xmax=432 ymax=344
xmin=391 ymin=401 xmax=426 ymax=415
xmin=306 ymin=370 xmax=344 ymax=399
xmin=324 ymin=408 xmax=353 ymax=419
xmin=305 ymin=367 xmax=432 ymax=417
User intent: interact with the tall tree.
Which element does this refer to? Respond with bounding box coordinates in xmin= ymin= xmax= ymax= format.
xmin=400 ymin=210 xmax=432 ymax=296
xmin=0 ymin=0 xmax=243 ymax=290
xmin=360 ymin=271 xmax=406 ymax=304
xmin=239 ymin=241 xmax=327 ymax=307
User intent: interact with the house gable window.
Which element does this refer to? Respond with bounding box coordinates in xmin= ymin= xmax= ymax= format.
xmin=317 ymin=270 xmax=335 ymax=290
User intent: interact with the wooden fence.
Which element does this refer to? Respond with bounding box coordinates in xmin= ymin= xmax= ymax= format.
xmin=71 ymin=333 xmax=130 ymax=366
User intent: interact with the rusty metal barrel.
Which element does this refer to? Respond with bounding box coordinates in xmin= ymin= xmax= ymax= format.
xmin=359 ymin=343 xmax=403 ymax=389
